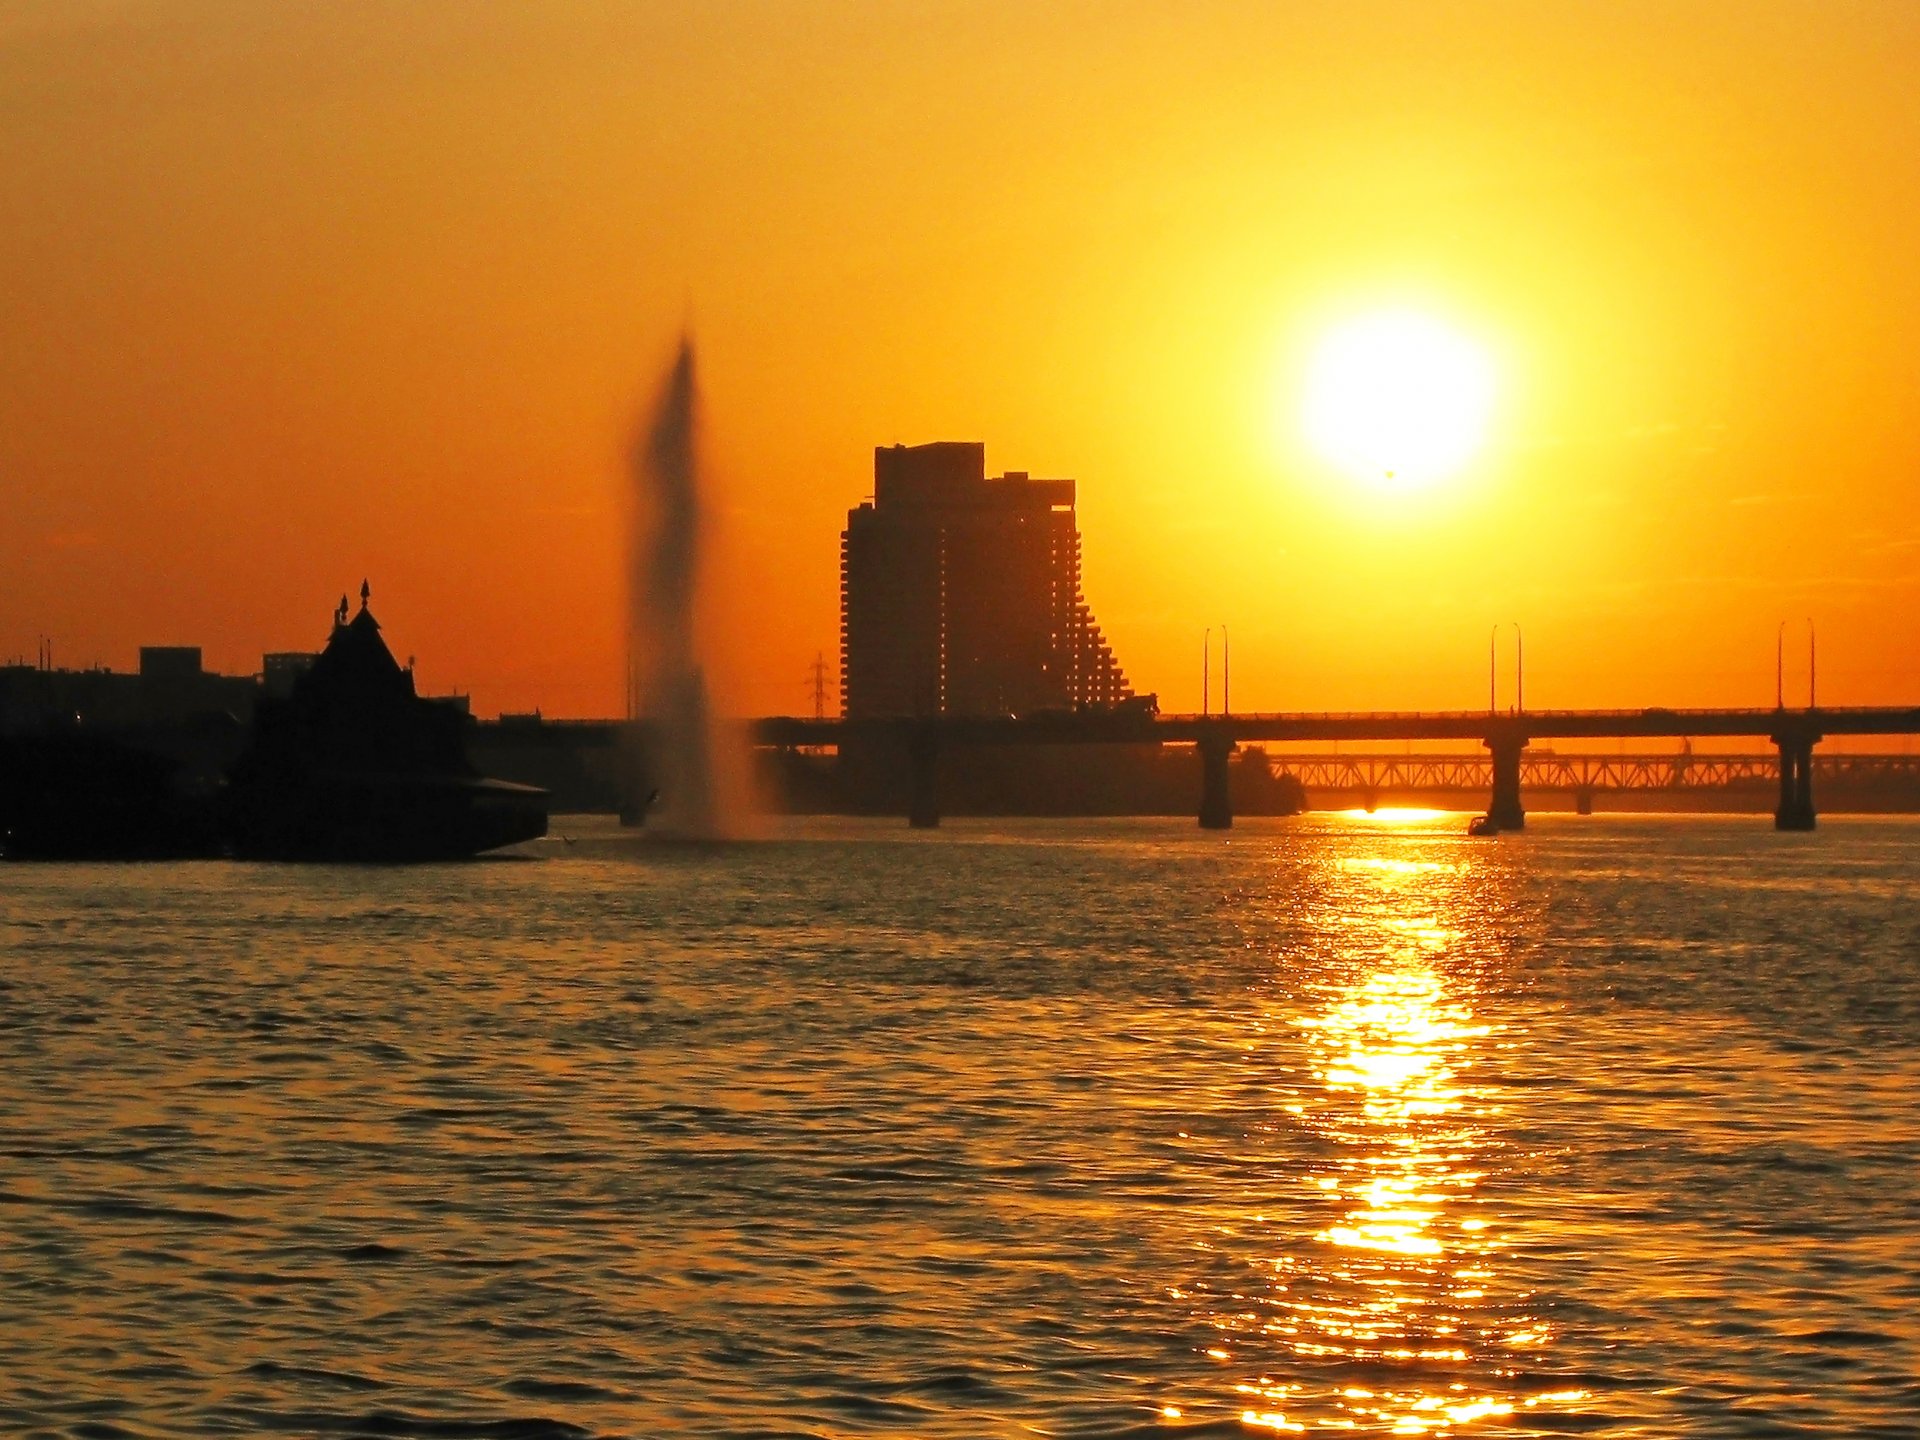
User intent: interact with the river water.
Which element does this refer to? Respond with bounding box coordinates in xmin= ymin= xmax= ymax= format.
xmin=2 ymin=813 xmax=1917 ymax=1438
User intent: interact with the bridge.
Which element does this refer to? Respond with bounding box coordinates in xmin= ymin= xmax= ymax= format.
xmin=748 ymin=707 xmax=1920 ymax=831
xmin=1256 ymin=749 xmax=1920 ymax=815
xmin=494 ymin=706 xmax=1920 ymax=832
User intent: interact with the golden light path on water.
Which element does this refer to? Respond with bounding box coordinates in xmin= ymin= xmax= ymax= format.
xmin=1199 ymin=836 xmax=1589 ymax=1434
xmin=8 ymin=817 xmax=1920 ymax=1436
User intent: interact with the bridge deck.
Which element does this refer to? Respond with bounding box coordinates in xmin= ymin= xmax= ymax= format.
xmin=746 ymin=707 xmax=1920 ymax=746
xmin=475 ymin=707 xmax=1920 ymax=748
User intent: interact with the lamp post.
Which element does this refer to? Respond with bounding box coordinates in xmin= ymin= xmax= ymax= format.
xmin=1489 ymin=624 xmax=1497 ymax=715
xmin=1808 ymin=618 xmax=1816 ymax=711
xmin=1514 ymin=622 xmax=1524 ymax=715
xmin=1202 ymin=628 xmax=1211 ymax=718
xmin=1778 ymin=618 xmax=1817 ymax=710
xmin=1221 ymin=625 xmax=1230 ymax=717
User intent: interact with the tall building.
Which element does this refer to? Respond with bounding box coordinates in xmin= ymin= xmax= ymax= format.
xmin=840 ymin=442 xmax=1133 ymax=718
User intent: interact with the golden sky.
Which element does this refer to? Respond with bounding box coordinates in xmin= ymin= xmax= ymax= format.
xmin=4 ymin=1 xmax=1917 ymax=716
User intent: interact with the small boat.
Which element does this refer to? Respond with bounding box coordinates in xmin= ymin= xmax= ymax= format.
xmin=1466 ymin=813 xmax=1500 ymax=837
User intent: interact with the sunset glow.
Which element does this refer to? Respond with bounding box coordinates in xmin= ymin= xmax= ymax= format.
xmin=5 ymin=8 xmax=1914 ymax=1434
xmin=6 ymin=4 xmax=1920 ymax=716
xmin=1303 ymin=312 xmax=1496 ymax=494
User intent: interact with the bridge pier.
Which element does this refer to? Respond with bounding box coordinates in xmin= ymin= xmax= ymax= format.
xmin=1198 ymin=729 xmax=1234 ymax=830
xmin=1486 ymin=734 xmax=1527 ymax=830
xmin=1773 ymin=734 xmax=1816 ymax=831
xmin=907 ymin=727 xmax=940 ymax=829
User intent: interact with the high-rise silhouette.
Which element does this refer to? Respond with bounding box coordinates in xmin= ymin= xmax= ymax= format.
xmin=840 ymin=442 xmax=1132 ymax=718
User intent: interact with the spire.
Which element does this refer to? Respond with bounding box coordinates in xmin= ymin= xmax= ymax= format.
xmin=337 ymin=594 xmax=350 ymax=626
xmin=360 ymin=578 xmax=371 ymax=611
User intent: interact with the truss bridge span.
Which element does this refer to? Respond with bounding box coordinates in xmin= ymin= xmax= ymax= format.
xmin=1267 ymin=750 xmax=1920 ymax=816
xmin=1271 ymin=751 xmax=1920 ymax=793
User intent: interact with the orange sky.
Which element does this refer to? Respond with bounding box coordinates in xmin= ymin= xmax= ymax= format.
xmin=4 ymin=1 xmax=1918 ymax=717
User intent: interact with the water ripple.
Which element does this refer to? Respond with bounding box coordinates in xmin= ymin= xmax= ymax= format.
xmin=1 ymin=815 xmax=1916 ymax=1436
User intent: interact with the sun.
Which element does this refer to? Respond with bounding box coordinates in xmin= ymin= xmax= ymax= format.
xmin=1302 ymin=310 xmax=1495 ymax=494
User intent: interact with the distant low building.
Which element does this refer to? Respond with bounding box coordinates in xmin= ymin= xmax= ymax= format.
xmin=840 ymin=442 xmax=1133 ymax=718
xmin=139 ymin=646 xmax=203 ymax=681
xmin=129 ymin=644 xmax=258 ymax=724
xmin=2 ymin=647 xmax=320 ymax=733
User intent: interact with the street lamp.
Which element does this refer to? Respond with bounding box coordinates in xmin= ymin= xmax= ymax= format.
xmin=1777 ymin=619 xmax=1817 ymax=710
xmin=1202 ymin=628 xmax=1211 ymax=718
xmin=1220 ymin=625 xmax=1230 ymax=717
xmin=1489 ymin=624 xmax=1498 ymax=715
xmin=1808 ymin=617 xmax=1816 ymax=711
xmin=1514 ymin=622 xmax=1524 ymax=715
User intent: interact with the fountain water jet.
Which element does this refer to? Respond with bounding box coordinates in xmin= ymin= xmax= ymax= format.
xmin=626 ymin=336 xmax=742 ymax=838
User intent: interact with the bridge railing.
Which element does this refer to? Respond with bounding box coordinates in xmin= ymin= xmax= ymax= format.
xmin=1154 ymin=705 xmax=1920 ymax=723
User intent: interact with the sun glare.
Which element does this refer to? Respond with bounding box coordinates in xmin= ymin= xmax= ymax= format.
xmin=1340 ymin=806 xmax=1451 ymax=824
xmin=1302 ymin=311 xmax=1495 ymax=494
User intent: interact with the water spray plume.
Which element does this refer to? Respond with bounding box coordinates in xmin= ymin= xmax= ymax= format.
xmin=626 ymin=335 xmax=741 ymax=838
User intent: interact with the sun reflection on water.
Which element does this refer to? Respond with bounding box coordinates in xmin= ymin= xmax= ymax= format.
xmin=1197 ymin=835 xmax=1587 ymax=1434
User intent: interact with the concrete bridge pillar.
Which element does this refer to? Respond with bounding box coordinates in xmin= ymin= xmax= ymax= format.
xmin=1198 ymin=729 xmax=1235 ymax=830
xmin=1773 ymin=734 xmax=1816 ymax=831
xmin=907 ymin=726 xmax=940 ymax=829
xmin=1485 ymin=734 xmax=1527 ymax=830
xmin=1575 ymin=787 xmax=1595 ymax=816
